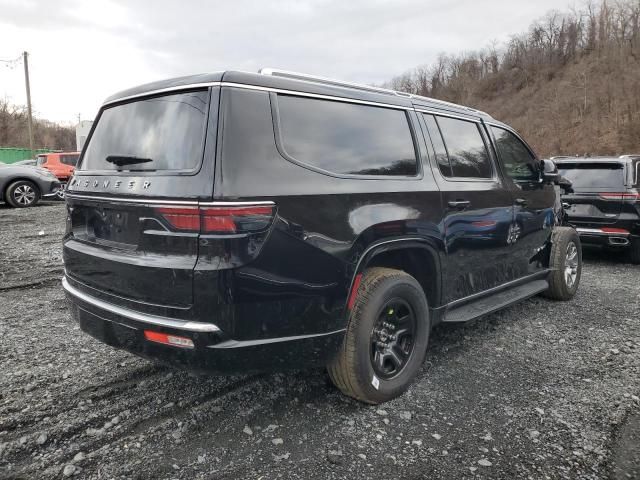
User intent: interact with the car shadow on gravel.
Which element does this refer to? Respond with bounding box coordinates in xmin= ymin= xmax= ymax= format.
xmin=582 ymin=245 xmax=635 ymax=265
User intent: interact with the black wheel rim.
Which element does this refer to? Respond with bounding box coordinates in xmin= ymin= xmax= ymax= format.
xmin=370 ymin=298 xmax=416 ymax=380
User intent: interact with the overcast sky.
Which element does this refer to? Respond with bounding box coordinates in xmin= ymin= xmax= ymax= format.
xmin=0 ymin=0 xmax=567 ymax=124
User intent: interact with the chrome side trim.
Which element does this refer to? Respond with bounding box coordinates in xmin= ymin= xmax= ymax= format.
xmin=64 ymin=192 xmax=275 ymax=207
xmin=414 ymin=107 xmax=483 ymax=122
xmin=223 ymin=82 xmax=410 ymax=110
xmin=62 ymin=277 xmax=220 ymax=333
xmin=100 ymin=78 xmax=493 ymax=120
xmin=576 ymin=227 xmax=630 ymax=236
xmin=445 ymin=270 xmax=551 ymax=310
xmin=103 ymin=82 xmax=221 ymax=106
xmin=209 ymin=328 xmax=345 ymax=349
xmin=65 ymin=193 xmax=199 ymax=205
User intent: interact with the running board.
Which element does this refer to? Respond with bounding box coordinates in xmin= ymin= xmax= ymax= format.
xmin=442 ymin=279 xmax=549 ymax=323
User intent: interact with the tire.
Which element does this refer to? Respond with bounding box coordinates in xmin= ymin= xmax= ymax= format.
xmin=328 ymin=267 xmax=430 ymax=404
xmin=543 ymin=227 xmax=582 ymax=300
xmin=628 ymin=239 xmax=640 ymax=265
xmin=5 ymin=180 xmax=40 ymax=208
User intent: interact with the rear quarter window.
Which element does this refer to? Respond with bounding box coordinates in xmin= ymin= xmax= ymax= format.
xmin=275 ymin=95 xmax=418 ymax=177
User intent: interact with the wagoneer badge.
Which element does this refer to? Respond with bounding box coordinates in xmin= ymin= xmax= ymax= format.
xmin=69 ymin=178 xmax=151 ymax=189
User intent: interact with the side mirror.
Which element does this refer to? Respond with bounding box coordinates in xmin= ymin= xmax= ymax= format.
xmin=540 ymin=159 xmax=560 ymax=184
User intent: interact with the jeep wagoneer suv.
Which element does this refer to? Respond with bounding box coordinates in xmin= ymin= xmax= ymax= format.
xmin=63 ymin=69 xmax=581 ymax=403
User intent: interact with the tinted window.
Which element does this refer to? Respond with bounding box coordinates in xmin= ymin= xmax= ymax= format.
xmin=556 ymin=163 xmax=625 ymax=189
xmin=60 ymin=154 xmax=79 ymax=166
xmin=422 ymin=114 xmax=451 ymax=176
xmin=436 ymin=116 xmax=492 ymax=178
xmin=491 ymin=127 xmax=538 ymax=182
xmin=81 ymin=90 xmax=209 ymax=172
xmin=277 ymin=95 xmax=417 ymax=176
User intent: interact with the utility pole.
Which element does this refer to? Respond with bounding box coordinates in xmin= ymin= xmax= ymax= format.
xmin=23 ymin=51 xmax=34 ymax=158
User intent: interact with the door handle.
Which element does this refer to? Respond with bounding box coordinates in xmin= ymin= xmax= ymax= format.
xmin=448 ymin=200 xmax=471 ymax=210
xmin=515 ymin=198 xmax=528 ymax=206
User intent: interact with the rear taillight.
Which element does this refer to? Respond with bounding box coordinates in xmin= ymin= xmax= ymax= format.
xmin=601 ymin=227 xmax=630 ymax=234
xmin=599 ymin=192 xmax=640 ymax=201
xmin=156 ymin=204 xmax=275 ymax=234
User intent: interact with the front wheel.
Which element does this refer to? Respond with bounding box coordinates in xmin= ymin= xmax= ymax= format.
xmin=543 ymin=227 xmax=582 ymax=300
xmin=328 ymin=267 xmax=430 ymax=404
xmin=6 ymin=180 xmax=40 ymax=208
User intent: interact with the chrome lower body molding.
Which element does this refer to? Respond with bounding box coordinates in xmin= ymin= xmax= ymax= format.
xmin=62 ymin=276 xmax=220 ymax=333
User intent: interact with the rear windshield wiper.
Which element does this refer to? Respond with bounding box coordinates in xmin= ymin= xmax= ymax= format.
xmin=105 ymin=155 xmax=153 ymax=167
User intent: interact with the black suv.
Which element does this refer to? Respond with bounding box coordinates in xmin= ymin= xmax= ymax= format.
xmin=555 ymin=156 xmax=640 ymax=263
xmin=62 ymin=69 xmax=581 ymax=404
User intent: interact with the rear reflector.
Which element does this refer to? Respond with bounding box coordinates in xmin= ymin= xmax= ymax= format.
xmin=599 ymin=192 xmax=640 ymax=201
xmin=156 ymin=204 xmax=275 ymax=234
xmin=144 ymin=330 xmax=195 ymax=348
xmin=347 ymin=273 xmax=363 ymax=310
xmin=601 ymin=227 xmax=630 ymax=234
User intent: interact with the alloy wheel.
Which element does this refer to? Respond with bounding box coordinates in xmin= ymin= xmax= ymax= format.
xmin=564 ymin=241 xmax=579 ymax=288
xmin=14 ymin=184 xmax=36 ymax=206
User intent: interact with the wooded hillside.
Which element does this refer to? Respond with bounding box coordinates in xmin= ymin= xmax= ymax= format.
xmin=386 ymin=0 xmax=640 ymax=157
xmin=0 ymin=100 xmax=75 ymax=151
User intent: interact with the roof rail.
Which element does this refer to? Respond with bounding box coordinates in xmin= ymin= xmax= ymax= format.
xmin=549 ymin=155 xmax=577 ymax=160
xmin=258 ymin=67 xmax=490 ymax=117
xmin=259 ymin=68 xmax=400 ymax=97
xmin=620 ymin=154 xmax=640 ymax=158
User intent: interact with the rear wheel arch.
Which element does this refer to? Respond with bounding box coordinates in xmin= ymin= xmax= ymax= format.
xmin=347 ymin=240 xmax=442 ymax=311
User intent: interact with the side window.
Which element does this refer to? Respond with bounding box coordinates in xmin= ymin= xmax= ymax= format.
xmin=422 ymin=114 xmax=451 ymax=177
xmin=60 ymin=154 xmax=79 ymax=166
xmin=436 ymin=116 xmax=493 ymax=178
xmin=276 ymin=94 xmax=418 ymax=176
xmin=491 ymin=126 xmax=539 ymax=182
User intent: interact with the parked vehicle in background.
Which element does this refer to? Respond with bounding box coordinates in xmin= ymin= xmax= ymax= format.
xmin=13 ymin=159 xmax=37 ymax=166
xmin=37 ymin=151 xmax=80 ymax=182
xmin=0 ymin=160 xmax=61 ymax=207
xmin=36 ymin=152 xmax=80 ymax=199
xmin=555 ymin=155 xmax=640 ymax=263
xmin=62 ymin=69 xmax=582 ymax=404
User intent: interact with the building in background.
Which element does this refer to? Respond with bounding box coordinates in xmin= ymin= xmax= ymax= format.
xmin=75 ymin=120 xmax=93 ymax=151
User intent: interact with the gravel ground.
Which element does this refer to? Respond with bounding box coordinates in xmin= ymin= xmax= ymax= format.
xmin=1 ymin=202 xmax=639 ymax=479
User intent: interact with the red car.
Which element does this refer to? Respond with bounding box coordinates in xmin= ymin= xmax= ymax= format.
xmin=37 ymin=152 xmax=80 ymax=182
xmin=36 ymin=152 xmax=80 ymax=198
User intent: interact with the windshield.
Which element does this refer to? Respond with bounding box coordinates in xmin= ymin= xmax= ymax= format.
xmin=80 ymin=89 xmax=210 ymax=172
xmin=557 ymin=162 xmax=625 ymax=189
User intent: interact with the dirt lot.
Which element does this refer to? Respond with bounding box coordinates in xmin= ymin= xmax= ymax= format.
xmin=1 ymin=202 xmax=639 ymax=479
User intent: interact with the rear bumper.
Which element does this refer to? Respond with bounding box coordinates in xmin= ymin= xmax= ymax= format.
xmin=575 ymin=227 xmax=633 ymax=247
xmin=62 ymin=276 xmax=344 ymax=373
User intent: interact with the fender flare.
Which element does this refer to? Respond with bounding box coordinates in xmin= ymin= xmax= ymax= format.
xmin=344 ymin=237 xmax=443 ymax=313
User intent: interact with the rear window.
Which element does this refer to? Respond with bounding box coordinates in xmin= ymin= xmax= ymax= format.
xmin=80 ymin=90 xmax=210 ymax=172
xmin=276 ymin=95 xmax=418 ymax=176
xmin=36 ymin=156 xmax=46 ymax=166
xmin=60 ymin=154 xmax=79 ymax=166
xmin=556 ymin=162 xmax=625 ymax=189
